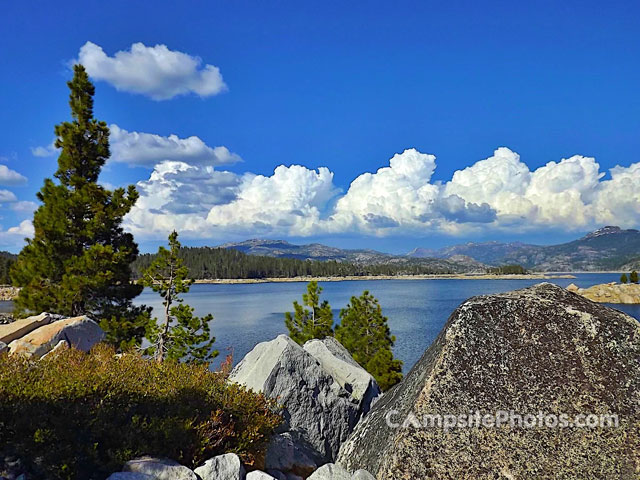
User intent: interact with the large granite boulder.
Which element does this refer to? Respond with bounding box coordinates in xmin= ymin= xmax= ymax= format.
xmin=337 ymin=283 xmax=640 ymax=479
xmin=229 ymin=335 xmax=379 ymax=462
xmin=8 ymin=315 xmax=104 ymax=358
xmin=0 ymin=312 xmax=51 ymax=344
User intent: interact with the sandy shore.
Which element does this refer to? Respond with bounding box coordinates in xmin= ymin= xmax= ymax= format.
xmin=194 ymin=273 xmax=576 ymax=284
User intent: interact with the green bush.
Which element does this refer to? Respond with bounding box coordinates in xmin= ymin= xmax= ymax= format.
xmin=0 ymin=345 xmax=281 ymax=479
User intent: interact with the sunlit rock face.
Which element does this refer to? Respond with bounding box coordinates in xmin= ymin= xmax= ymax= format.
xmin=337 ymin=283 xmax=640 ymax=479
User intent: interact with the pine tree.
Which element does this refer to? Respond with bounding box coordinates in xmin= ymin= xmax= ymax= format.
xmin=631 ymin=270 xmax=639 ymax=284
xmin=335 ymin=290 xmax=403 ymax=391
xmin=621 ymin=273 xmax=629 ymax=284
xmin=10 ymin=65 xmax=152 ymax=349
xmin=285 ymin=281 xmax=333 ymax=344
xmin=140 ymin=231 xmax=217 ymax=363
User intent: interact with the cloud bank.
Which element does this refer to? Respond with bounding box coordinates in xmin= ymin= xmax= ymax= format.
xmin=124 ymin=147 xmax=640 ymax=240
xmin=77 ymin=42 xmax=227 ymax=100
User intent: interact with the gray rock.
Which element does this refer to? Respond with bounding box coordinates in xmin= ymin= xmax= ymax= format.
xmin=194 ymin=453 xmax=246 ymax=480
xmin=231 ymin=335 xmax=379 ymax=462
xmin=307 ymin=464 xmax=351 ymax=480
xmin=351 ymin=470 xmax=375 ymax=480
xmin=246 ymin=472 xmax=277 ymax=480
xmin=264 ymin=433 xmax=320 ymax=478
xmin=106 ymin=473 xmax=156 ymax=480
xmin=0 ymin=341 xmax=7 ymax=355
xmin=123 ymin=456 xmax=197 ymax=480
xmin=337 ymin=283 xmax=640 ymax=479
xmin=303 ymin=337 xmax=381 ymax=412
xmin=285 ymin=475 xmax=303 ymax=480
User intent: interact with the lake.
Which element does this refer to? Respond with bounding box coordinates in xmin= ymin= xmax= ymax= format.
xmin=2 ymin=274 xmax=638 ymax=371
xmin=134 ymin=273 xmax=639 ymax=371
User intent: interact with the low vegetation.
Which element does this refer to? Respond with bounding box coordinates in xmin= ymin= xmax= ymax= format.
xmin=0 ymin=345 xmax=281 ymax=480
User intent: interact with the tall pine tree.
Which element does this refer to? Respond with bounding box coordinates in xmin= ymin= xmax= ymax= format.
xmin=335 ymin=290 xmax=403 ymax=390
xmin=285 ymin=281 xmax=334 ymax=344
xmin=11 ymin=65 xmax=152 ymax=349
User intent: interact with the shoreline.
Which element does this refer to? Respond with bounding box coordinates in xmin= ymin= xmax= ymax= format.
xmin=193 ymin=273 xmax=577 ymax=284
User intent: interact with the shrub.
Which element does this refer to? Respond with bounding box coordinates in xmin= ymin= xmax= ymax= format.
xmin=0 ymin=345 xmax=280 ymax=480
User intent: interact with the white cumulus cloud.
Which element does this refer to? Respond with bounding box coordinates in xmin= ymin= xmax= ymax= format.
xmin=206 ymin=165 xmax=339 ymax=236
xmin=0 ymin=165 xmax=27 ymax=186
xmin=77 ymin=41 xmax=227 ymax=100
xmin=123 ymin=146 xmax=640 ymax=240
xmin=110 ymin=125 xmax=241 ymax=167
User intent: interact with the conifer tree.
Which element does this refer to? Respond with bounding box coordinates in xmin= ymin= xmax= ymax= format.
xmin=140 ymin=231 xmax=217 ymax=363
xmin=631 ymin=270 xmax=639 ymax=284
xmin=336 ymin=290 xmax=403 ymax=390
xmin=10 ymin=65 xmax=152 ymax=349
xmin=621 ymin=273 xmax=629 ymax=284
xmin=285 ymin=281 xmax=333 ymax=344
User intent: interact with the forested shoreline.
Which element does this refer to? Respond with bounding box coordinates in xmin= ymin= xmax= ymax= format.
xmin=130 ymin=246 xmax=461 ymax=279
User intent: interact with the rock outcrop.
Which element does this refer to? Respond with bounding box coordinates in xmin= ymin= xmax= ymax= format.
xmin=568 ymin=281 xmax=640 ymax=303
xmin=230 ymin=335 xmax=380 ymax=464
xmin=8 ymin=315 xmax=104 ymax=358
xmin=0 ymin=312 xmax=51 ymax=344
xmin=337 ymin=283 xmax=640 ymax=479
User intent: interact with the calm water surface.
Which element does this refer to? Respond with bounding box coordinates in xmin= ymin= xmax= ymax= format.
xmin=2 ymin=274 xmax=637 ymax=370
xmin=132 ymin=273 xmax=639 ymax=371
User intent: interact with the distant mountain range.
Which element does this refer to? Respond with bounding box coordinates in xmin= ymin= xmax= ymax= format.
xmin=219 ymin=239 xmax=487 ymax=273
xmin=222 ymin=226 xmax=640 ymax=272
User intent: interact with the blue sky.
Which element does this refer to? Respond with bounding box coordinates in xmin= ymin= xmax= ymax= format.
xmin=1 ymin=0 xmax=639 ymax=253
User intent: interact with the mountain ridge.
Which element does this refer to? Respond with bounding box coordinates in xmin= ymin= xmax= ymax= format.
xmin=221 ymin=226 xmax=640 ymax=272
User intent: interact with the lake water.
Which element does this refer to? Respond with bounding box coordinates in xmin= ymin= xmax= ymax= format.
xmin=134 ymin=273 xmax=639 ymax=371
xmin=2 ymin=274 xmax=638 ymax=371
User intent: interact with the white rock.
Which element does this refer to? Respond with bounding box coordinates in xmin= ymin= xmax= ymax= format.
xmin=351 ymin=470 xmax=376 ymax=480
xmin=231 ymin=335 xmax=381 ymax=463
xmin=194 ymin=453 xmax=246 ymax=480
xmin=123 ymin=456 xmax=197 ymax=480
xmin=246 ymin=472 xmax=277 ymax=480
xmin=0 ymin=312 xmax=51 ymax=344
xmin=303 ymin=337 xmax=380 ymax=408
xmin=9 ymin=315 xmax=104 ymax=358
xmin=106 ymin=473 xmax=156 ymax=480
xmin=307 ymin=463 xmax=351 ymax=480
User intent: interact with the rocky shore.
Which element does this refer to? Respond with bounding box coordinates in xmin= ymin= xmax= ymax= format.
xmin=568 ymin=282 xmax=640 ymax=303
xmin=194 ymin=273 xmax=575 ymax=284
xmin=3 ymin=283 xmax=638 ymax=479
